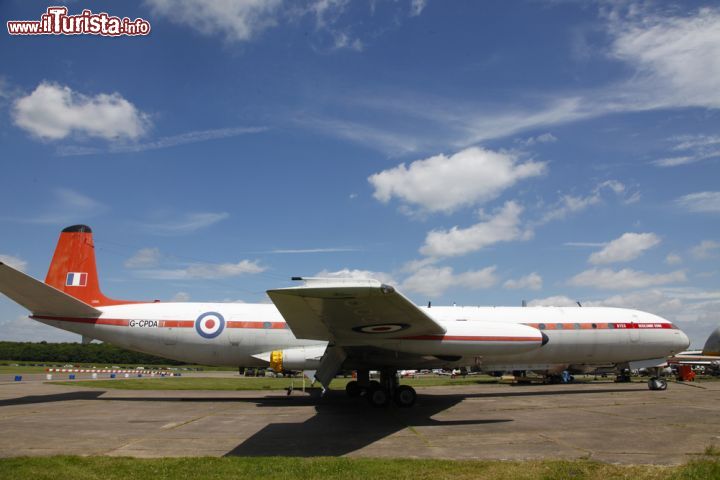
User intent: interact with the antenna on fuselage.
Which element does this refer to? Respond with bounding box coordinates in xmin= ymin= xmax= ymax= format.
xmin=521 ymin=300 xmax=527 ymax=307
xmin=576 ymin=301 xmax=582 ymax=307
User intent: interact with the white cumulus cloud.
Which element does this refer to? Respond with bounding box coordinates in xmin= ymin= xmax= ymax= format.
xmin=368 ymin=147 xmax=546 ymax=214
xmin=171 ymin=292 xmax=191 ymax=302
xmin=515 ymin=132 xmax=557 ymax=146
xmin=13 ymin=82 xmax=148 ymax=140
xmin=588 ymin=232 xmax=660 ymax=265
xmin=420 ymin=201 xmax=531 ymax=257
xmin=690 ymin=240 xmax=720 ymax=260
xmin=314 ymin=268 xmax=396 ymax=285
xmin=137 ymin=259 xmax=265 ymax=280
xmin=401 ymin=265 xmax=497 ymax=297
xmin=568 ymin=268 xmax=686 ymax=290
xmin=665 ymin=253 xmax=682 ymax=266
xmin=504 ymin=272 xmax=542 ymax=290
xmin=527 ymin=295 xmax=578 ymax=307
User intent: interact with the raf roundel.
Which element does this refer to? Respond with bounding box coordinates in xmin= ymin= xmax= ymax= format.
xmin=352 ymin=323 xmax=409 ymax=334
xmin=195 ymin=312 xmax=225 ymax=339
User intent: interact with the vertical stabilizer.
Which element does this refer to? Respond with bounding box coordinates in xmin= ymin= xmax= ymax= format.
xmin=702 ymin=327 xmax=720 ymax=356
xmin=44 ymin=225 xmax=130 ymax=306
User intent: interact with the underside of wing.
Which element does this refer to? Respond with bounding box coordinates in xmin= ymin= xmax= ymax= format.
xmin=266 ymin=277 xmax=446 ymax=342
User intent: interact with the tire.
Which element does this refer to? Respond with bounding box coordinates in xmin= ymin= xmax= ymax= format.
xmin=394 ymin=385 xmax=417 ymax=407
xmin=366 ymin=385 xmax=390 ymax=407
xmin=345 ymin=380 xmax=361 ymax=397
xmin=648 ymin=378 xmax=667 ymax=390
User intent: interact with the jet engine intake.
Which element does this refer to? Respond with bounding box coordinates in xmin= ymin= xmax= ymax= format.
xmin=265 ymin=345 xmax=326 ymax=372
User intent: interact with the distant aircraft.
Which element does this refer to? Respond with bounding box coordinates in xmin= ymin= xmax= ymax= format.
xmin=0 ymin=225 xmax=690 ymax=407
xmin=667 ymin=327 xmax=720 ymax=373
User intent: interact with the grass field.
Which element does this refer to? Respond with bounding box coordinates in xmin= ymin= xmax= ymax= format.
xmin=49 ymin=375 xmax=501 ymax=390
xmin=0 ymin=454 xmax=718 ymax=480
xmin=0 ymin=364 xmax=50 ymax=374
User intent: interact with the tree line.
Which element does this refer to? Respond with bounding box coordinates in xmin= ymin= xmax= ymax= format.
xmin=0 ymin=341 xmax=184 ymax=365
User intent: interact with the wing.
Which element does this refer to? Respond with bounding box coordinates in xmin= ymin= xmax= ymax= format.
xmin=266 ymin=277 xmax=446 ymax=342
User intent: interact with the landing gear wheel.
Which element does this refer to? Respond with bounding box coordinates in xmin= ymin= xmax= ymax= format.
xmin=394 ymin=385 xmax=417 ymax=407
xmin=367 ymin=384 xmax=390 ymax=407
xmin=345 ymin=380 xmax=361 ymax=397
xmin=648 ymin=378 xmax=668 ymax=390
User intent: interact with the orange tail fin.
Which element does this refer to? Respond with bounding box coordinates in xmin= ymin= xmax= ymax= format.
xmin=45 ymin=225 xmax=131 ymax=306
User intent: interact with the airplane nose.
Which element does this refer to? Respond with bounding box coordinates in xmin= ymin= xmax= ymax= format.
xmin=675 ymin=329 xmax=690 ymax=352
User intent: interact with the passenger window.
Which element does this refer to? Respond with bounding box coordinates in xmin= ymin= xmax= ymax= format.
xmin=574 ymin=323 xmax=581 ymax=329
xmin=556 ymin=323 xmax=564 ymax=329
xmin=539 ymin=323 xmax=546 ymax=330
xmin=591 ymin=323 xmax=597 ymax=329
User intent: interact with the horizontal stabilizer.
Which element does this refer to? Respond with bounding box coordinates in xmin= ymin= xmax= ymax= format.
xmin=0 ymin=262 xmax=100 ymax=318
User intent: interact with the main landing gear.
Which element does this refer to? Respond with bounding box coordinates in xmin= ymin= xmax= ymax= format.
xmin=345 ymin=369 xmax=417 ymax=407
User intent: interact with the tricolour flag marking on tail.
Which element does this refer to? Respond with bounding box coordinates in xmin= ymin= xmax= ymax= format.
xmin=65 ymin=272 xmax=88 ymax=287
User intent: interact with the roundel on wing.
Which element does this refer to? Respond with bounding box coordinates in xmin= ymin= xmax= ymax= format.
xmin=352 ymin=323 xmax=410 ymax=334
xmin=195 ymin=312 xmax=225 ymax=339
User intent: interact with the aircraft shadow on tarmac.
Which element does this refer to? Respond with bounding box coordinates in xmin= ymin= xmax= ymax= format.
xmin=222 ymin=391 xmax=510 ymax=457
xmin=220 ymin=386 xmax=640 ymax=457
xmin=0 ymin=385 xmax=641 ymax=457
xmin=0 ymin=390 xmax=106 ymax=406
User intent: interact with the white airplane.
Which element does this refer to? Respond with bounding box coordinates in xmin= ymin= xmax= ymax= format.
xmin=0 ymin=225 xmax=690 ymax=406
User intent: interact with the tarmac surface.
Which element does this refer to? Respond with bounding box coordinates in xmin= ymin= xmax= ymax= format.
xmin=0 ymin=378 xmax=718 ymax=464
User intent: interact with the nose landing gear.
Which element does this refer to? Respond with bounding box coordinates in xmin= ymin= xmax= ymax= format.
xmin=648 ymin=377 xmax=668 ymax=390
xmin=647 ymin=367 xmax=668 ymax=390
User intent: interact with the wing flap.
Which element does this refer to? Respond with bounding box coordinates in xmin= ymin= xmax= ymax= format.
xmin=0 ymin=262 xmax=100 ymax=318
xmin=267 ymin=278 xmax=445 ymax=342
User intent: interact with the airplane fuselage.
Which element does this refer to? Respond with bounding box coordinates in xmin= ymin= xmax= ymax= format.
xmin=32 ymin=302 xmax=689 ymax=371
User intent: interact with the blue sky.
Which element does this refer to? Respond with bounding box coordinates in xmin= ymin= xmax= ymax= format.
xmin=1 ymin=0 xmax=718 ymax=347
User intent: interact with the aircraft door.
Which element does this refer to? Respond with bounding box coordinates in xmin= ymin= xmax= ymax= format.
xmin=630 ymin=315 xmax=640 ymax=343
xmin=163 ymin=327 xmax=178 ymax=346
xmin=227 ymin=318 xmax=261 ymax=349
